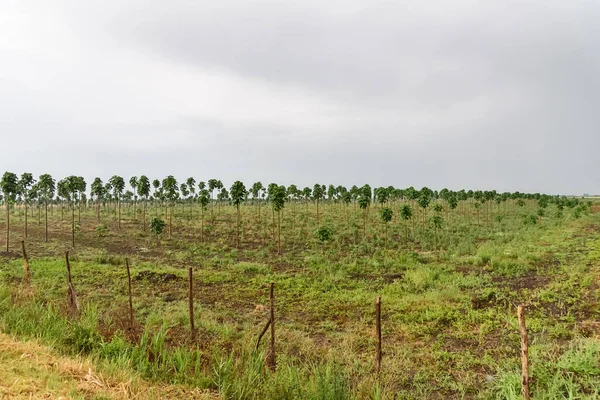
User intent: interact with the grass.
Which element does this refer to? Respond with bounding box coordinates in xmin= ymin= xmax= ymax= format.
xmin=0 ymin=200 xmax=599 ymax=398
xmin=0 ymin=331 xmax=216 ymax=399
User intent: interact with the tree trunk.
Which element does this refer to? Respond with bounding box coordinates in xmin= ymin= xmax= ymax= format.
xmin=71 ymin=202 xmax=75 ymax=248
xmin=143 ymin=199 xmax=147 ymax=231
xmin=24 ymin=201 xmax=28 ymax=239
xmin=277 ymin=211 xmax=281 ymax=254
xmin=5 ymin=201 xmax=10 ymax=252
xmin=45 ymin=202 xmax=48 ymax=242
xmin=236 ymin=205 xmax=240 ymax=249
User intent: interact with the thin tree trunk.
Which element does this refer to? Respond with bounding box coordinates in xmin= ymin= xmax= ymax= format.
xmin=45 ymin=202 xmax=48 ymax=242
xmin=24 ymin=201 xmax=28 ymax=239
xmin=6 ymin=200 xmax=10 ymax=252
xmin=277 ymin=211 xmax=281 ymax=254
xmin=71 ymin=201 xmax=75 ymax=248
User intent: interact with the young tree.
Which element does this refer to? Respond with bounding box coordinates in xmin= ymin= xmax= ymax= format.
xmin=129 ymin=176 xmax=139 ymax=220
xmin=270 ymin=185 xmax=286 ymax=254
xmin=215 ymin=180 xmax=224 ymax=213
xmin=198 ymin=189 xmax=210 ymax=242
xmin=91 ymin=178 xmax=105 ymax=222
xmin=400 ymin=204 xmax=413 ymax=240
xmin=207 ymin=179 xmax=219 ymax=214
xmin=1 ymin=172 xmax=19 ymax=251
xmin=250 ymin=181 xmax=264 ymax=218
xmin=137 ymin=175 xmax=151 ymax=231
xmin=431 ymin=215 xmax=444 ymax=260
xmin=379 ymin=207 xmax=393 ymax=247
xmin=58 ymin=176 xmax=84 ymax=247
xmin=230 ymin=180 xmax=248 ymax=248
xmin=150 ymin=217 xmax=166 ymax=246
xmin=417 ymin=194 xmax=431 ymax=231
xmin=313 ymin=183 xmax=325 ymax=223
xmin=108 ymin=176 xmax=125 ymax=229
xmin=162 ymin=175 xmax=179 ymax=236
xmin=186 ymin=177 xmax=196 ymax=219
xmin=341 ymin=188 xmax=352 ymax=230
xmin=18 ymin=173 xmax=35 ymax=239
xmin=75 ymin=176 xmax=86 ymax=225
xmin=38 ymin=174 xmax=55 ymax=242
xmin=358 ymin=184 xmax=372 ymax=238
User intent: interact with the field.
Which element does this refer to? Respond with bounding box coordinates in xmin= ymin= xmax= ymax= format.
xmin=1 ymin=188 xmax=599 ymax=399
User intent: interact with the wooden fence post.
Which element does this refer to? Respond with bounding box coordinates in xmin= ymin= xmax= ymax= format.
xmin=188 ymin=267 xmax=195 ymax=339
xmin=21 ymin=241 xmax=30 ymax=287
xmin=65 ymin=251 xmax=80 ymax=311
xmin=125 ymin=258 xmax=133 ymax=328
xmin=376 ymin=296 xmax=382 ymax=374
xmin=268 ymin=282 xmax=276 ymax=371
xmin=518 ymin=305 xmax=530 ymax=400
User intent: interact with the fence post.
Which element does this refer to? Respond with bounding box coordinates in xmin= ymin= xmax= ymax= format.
xmin=125 ymin=258 xmax=133 ymax=328
xmin=21 ymin=241 xmax=30 ymax=287
xmin=518 ymin=305 xmax=530 ymax=400
xmin=188 ymin=267 xmax=195 ymax=339
xmin=376 ymin=296 xmax=382 ymax=374
xmin=65 ymin=251 xmax=79 ymax=311
xmin=268 ymin=282 xmax=276 ymax=370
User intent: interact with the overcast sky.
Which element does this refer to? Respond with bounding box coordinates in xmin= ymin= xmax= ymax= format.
xmin=1 ymin=0 xmax=599 ymax=194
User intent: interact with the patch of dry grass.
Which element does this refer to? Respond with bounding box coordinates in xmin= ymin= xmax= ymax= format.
xmin=0 ymin=332 xmax=218 ymax=399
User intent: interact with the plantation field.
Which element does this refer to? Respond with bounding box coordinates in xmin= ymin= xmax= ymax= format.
xmin=1 ymin=194 xmax=600 ymax=399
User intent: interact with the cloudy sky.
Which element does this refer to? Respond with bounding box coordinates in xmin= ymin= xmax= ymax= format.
xmin=1 ymin=0 xmax=598 ymax=194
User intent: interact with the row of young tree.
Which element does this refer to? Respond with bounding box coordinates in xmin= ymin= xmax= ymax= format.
xmin=0 ymin=172 xmax=589 ymax=253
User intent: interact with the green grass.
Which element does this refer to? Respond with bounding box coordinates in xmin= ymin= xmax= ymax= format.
xmin=0 ymin=200 xmax=599 ymax=398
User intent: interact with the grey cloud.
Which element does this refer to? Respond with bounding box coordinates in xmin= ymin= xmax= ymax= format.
xmin=1 ymin=0 xmax=599 ymax=194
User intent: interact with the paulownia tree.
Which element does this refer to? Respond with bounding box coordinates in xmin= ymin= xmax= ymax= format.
xmin=162 ymin=175 xmax=179 ymax=236
xmin=198 ymin=189 xmax=210 ymax=242
xmin=18 ymin=173 xmax=35 ymax=239
xmin=379 ymin=207 xmax=393 ymax=247
xmin=1 ymin=172 xmax=19 ymax=252
xmin=129 ymin=176 xmax=138 ymax=220
xmin=230 ymin=180 xmax=247 ymax=248
xmin=270 ymin=185 xmax=286 ymax=254
xmin=250 ymin=181 xmax=264 ymax=218
xmin=150 ymin=217 xmax=166 ymax=246
xmin=38 ymin=174 xmax=55 ymax=242
xmin=186 ymin=177 xmax=196 ymax=220
xmin=208 ymin=179 xmax=218 ymax=214
xmin=59 ymin=176 xmax=85 ymax=247
xmin=108 ymin=175 xmax=125 ymax=229
xmin=137 ymin=175 xmax=151 ymax=231
xmin=358 ymin=184 xmax=372 ymax=238
xmin=400 ymin=204 xmax=412 ymax=240
xmin=91 ymin=178 xmax=105 ymax=222
xmin=313 ymin=183 xmax=325 ymax=223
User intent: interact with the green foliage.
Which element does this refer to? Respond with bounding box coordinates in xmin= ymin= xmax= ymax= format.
xmin=0 ymin=171 xmax=19 ymax=201
xmin=400 ymin=204 xmax=413 ymax=221
xmin=137 ymin=175 xmax=151 ymax=198
xmin=198 ymin=189 xmax=210 ymax=209
xmin=313 ymin=184 xmax=325 ymax=201
xmin=379 ymin=207 xmax=393 ymax=223
xmin=108 ymin=175 xmax=125 ymax=197
xmin=230 ymin=181 xmax=248 ymax=207
xmin=162 ymin=176 xmax=179 ymax=202
xmin=417 ymin=195 xmax=430 ymax=209
xmin=270 ymin=185 xmax=287 ymax=212
xmin=150 ymin=217 xmax=166 ymax=236
xmin=431 ymin=215 xmax=443 ymax=229
xmin=315 ymin=225 xmax=334 ymax=243
xmin=523 ymin=214 xmax=538 ymax=225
